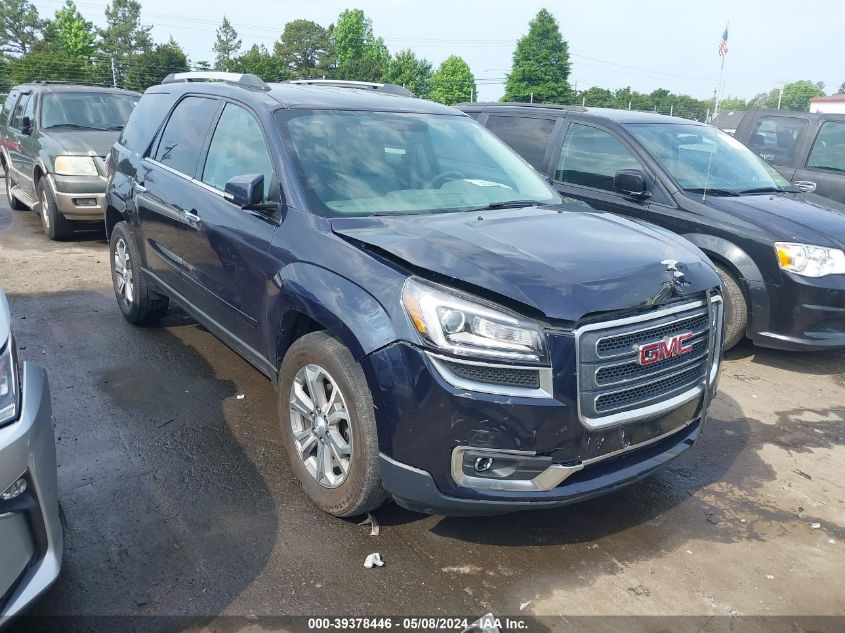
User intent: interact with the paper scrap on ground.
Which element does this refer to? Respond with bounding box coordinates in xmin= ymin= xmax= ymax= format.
xmin=364 ymin=553 xmax=384 ymax=568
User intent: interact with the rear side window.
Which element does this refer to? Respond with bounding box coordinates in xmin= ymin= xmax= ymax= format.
xmin=746 ymin=116 xmax=807 ymax=164
xmin=10 ymin=93 xmax=31 ymax=129
xmin=485 ymin=115 xmax=555 ymax=170
xmin=153 ymin=96 xmax=219 ymax=176
xmin=555 ymin=123 xmax=642 ymax=191
xmin=806 ymin=121 xmax=845 ymax=173
xmin=119 ymin=92 xmax=172 ymax=153
xmin=1 ymin=91 xmax=20 ymax=126
xmin=202 ymin=103 xmax=275 ymax=199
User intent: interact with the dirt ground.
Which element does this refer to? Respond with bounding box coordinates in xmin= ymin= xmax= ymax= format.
xmin=1 ymin=189 xmax=843 ymax=632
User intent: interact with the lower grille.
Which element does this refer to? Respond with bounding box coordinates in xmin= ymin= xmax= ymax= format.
xmin=577 ymin=296 xmax=722 ymax=427
xmin=441 ymin=360 xmax=541 ymax=389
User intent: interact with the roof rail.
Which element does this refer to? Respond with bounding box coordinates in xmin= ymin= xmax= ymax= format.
xmin=459 ymin=101 xmax=587 ymax=112
xmin=286 ymin=79 xmax=414 ymax=98
xmin=161 ymin=71 xmax=270 ymax=91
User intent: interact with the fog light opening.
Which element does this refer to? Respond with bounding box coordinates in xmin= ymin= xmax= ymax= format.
xmin=474 ymin=457 xmax=494 ymax=473
xmin=1 ymin=477 xmax=27 ymax=501
xmin=73 ymin=197 xmax=98 ymax=207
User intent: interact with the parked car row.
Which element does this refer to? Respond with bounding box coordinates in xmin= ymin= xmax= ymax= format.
xmin=0 ymin=73 xmax=841 ymax=623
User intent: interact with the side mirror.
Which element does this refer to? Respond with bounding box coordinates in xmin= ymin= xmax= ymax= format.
xmin=613 ymin=169 xmax=650 ymax=199
xmin=224 ymin=173 xmax=264 ymax=209
xmin=21 ymin=116 xmax=33 ymax=135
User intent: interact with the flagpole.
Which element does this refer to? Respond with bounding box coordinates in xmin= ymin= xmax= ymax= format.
xmin=714 ymin=20 xmax=729 ymax=116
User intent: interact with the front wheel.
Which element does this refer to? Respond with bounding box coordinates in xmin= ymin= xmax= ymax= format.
xmin=37 ymin=178 xmax=72 ymax=240
xmin=109 ymin=222 xmax=169 ymax=324
xmin=278 ymin=331 xmax=388 ymax=517
xmin=714 ymin=263 xmax=747 ymax=350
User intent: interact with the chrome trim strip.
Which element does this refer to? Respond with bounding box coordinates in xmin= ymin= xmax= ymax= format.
xmin=594 ymin=347 xmax=709 ymax=388
xmin=145 ymin=158 xmax=229 ymax=199
xmin=708 ymin=295 xmax=724 ymax=385
xmin=575 ymin=299 xmax=711 ymax=429
xmin=450 ymin=419 xmax=699 ymax=492
xmin=426 ymin=352 xmax=553 ymax=399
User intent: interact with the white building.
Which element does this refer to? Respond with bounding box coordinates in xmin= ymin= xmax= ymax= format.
xmin=809 ymin=94 xmax=845 ymax=114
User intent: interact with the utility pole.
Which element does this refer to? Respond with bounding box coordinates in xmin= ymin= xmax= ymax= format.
xmin=530 ymin=92 xmax=533 ymax=103
xmin=777 ymin=81 xmax=785 ymax=110
xmin=110 ymin=57 xmax=118 ymax=88
xmin=670 ymin=104 xmax=674 ymax=117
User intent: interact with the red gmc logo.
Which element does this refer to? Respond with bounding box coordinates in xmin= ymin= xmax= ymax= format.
xmin=637 ymin=332 xmax=694 ymax=366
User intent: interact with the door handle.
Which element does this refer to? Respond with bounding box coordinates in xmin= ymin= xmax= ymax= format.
xmin=793 ymin=180 xmax=816 ymax=193
xmin=133 ymin=182 xmax=147 ymax=193
xmin=183 ymin=209 xmax=201 ymax=224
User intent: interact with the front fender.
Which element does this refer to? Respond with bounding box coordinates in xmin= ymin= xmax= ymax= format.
xmin=269 ymin=262 xmax=402 ymax=362
xmin=681 ymin=232 xmax=765 ymax=283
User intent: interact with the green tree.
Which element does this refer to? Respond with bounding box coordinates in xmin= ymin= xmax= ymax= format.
xmin=6 ymin=50 xmax=95 ymax=84
xmin=213 ymin=16 xmax=241 ymax=71
xmin=231 ymin=44 xmax=288 ymax=82
xmin=428 ymin=55 xmax=476 ymax=105
xmin=99 ymin=0 xmax=152 ymax=58
xmin=123 ymin=38 xmax=189 ymax=92
xmin=0 ymin=0 xmax=42 ymax=55
xmin=383 ymin=49 xmax=432 ymax=96
xmin=718 ymin=97 xmax=747 ymax=111
xmin=779 ymin=80 xmax=825 ymax=111
xmin=331 ymin=9 xmax=389 ymax=81
xmin=194 ymin=60 xmax=212 ymax=71
xmin=43 ymin=0 xmax=95 ymax=58
xmin=274 ymin=19 xmax=331 ymax=78
xmin=576 ymin=86 xmax=613 ymax=107
xmin=503 ymin=8 xmax=571 ymax=103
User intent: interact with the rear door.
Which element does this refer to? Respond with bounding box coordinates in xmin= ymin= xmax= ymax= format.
xmin=179 ymin=101 xmax=281 ymax=351
xmin=791 ymin=120 xmax=845 ymax=204
xmin=483 ymin=113 xmax=559 ymax=173
xmin=742 ymin=113 xmax=809 ymax=181
xmin=137 ymin=95 xmax=221 ymax=294
xmin=550 ymin=120 xmax=656 ymax=220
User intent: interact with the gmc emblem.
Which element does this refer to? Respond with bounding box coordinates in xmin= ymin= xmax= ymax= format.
xmin=637 ymin=332 xmax=694 ymax=366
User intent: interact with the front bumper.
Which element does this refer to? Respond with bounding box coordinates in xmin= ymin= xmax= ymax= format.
xmin=0 ymin=363 xmax=62 ymax=625
xmin=364 ymin=339 xmax=713 ymax=516
xmin=49 ymin=174 xmax=106 ymax=221
xmin=747 ymin=272 xmax=845 ymax=350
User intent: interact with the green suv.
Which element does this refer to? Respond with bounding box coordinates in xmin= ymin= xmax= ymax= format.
xmin=1 ymin=83 xmax=139 ymax=239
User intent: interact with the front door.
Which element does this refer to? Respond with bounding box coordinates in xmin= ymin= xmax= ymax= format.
xmin=7 ymin=92 xmax=35 ymax=195
xmin=792 ymin=120 xmax=845 ymax=204
xmin=136 ymin=95 xmax=221 ymax=294
xmin=179 ymin=101 xmax=280 ymax=351
xmin=551 ymin=121 xmax=653 ymax=221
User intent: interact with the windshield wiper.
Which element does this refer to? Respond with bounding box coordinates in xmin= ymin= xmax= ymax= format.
xmin=737 ymin=186 xmax=800 ymax=194
xmin=45 ymin=123 xmax=108 ymax=131
xmin=684 ymin=187 xmax=740 ymax=197
xmin=471 ymin=200 xmax=544 ymax=211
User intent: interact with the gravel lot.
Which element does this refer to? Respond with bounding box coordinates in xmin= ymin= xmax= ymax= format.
xmin=1 ymin=187 xmax=844 ymax=630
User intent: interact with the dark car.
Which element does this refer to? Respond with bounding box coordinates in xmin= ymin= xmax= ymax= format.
xmin=105 ymin=72 xmax=723 ymax=517
xmin=0 ymin=82 xmax=139 ymax=239
xmin=713 ymin=109 xmax=845 ymax=205
xmin=461 ymin=103 xmax=845 ymax=351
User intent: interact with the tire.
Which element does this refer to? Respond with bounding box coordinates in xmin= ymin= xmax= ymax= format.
xmin=4 ymin=168 xmax=27 ymax=210
xmin=37 ymin=178 xmax=73 ymax=240
xmin=714 ymin=263 xmax=747 ymax=350
xmin=278 ymin=331 xmax=388 ymax=517
xmin=109 ymin=221 xmax=169 ymax=324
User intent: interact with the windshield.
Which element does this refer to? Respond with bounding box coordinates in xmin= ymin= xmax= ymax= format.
xmin=275 ymin=110 xmax=559 ymax=216
xmin=40 ymin=92 xmax=139 ymax=131
xmin=626 ymin=122 xmax=793 ymax=194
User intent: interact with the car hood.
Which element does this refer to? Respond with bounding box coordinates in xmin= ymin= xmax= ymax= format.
xmin=700 ymin=192 xmax=845 ymax=249
xmin=331 ymin=206 xmax=719 ymax=322
xmin=0 ymin=289 xmax=9 ymax=346
xmin=48 ymin=130 xmax=121 ymax=157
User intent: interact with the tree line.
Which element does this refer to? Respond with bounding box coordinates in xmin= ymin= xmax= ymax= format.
xmin=0 ymin=1 xmax=840 ymax=115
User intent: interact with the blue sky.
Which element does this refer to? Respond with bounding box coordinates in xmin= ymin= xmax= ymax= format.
xmin=31 ymin=0 xmax=845 ymax=101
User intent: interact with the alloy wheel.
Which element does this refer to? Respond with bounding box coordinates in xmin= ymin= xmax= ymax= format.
xmin=40 ymin=188 xmax=50 ymax=231
xmin=113 ymin=237 xmax=135 ymax=305
xmin=289 ymin=363 xmax=353 ymax=488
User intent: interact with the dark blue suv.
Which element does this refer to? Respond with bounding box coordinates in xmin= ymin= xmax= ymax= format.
xmin=105 ymin=73 xmax=724 ymax=516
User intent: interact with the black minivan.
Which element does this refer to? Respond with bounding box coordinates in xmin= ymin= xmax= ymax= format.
xmin=105 ymin=73 xmax=723 ymax=517
xmin=461 ymin=103 xmax=845 ymax=351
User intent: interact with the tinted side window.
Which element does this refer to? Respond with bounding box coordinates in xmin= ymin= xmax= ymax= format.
xmin=1 ymin=90 xmax=20 ymax=126
xmin=555 ymin=123 xmax=641 ymax=191
xmin=10 ymin=93 xmax=31 ymax=129
xmin=119 ymin=92 xmax=172 ymax=153
xmin=486 ymin=115 xmax=555 ymax=170
xmin=202 ymin=103 xmax=274 ymax=199
xmin=153 ymin=96 xmax=219 ymax=176
xmin=806 ymin=121 xmax=845 ymax=173
xmin=746 ymin=116 xmax=808 ymax=164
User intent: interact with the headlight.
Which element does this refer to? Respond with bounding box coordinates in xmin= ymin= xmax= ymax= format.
xmin=0 ymin=335 xmax=20 ymax=426
xmin=401 ymin=278 xmax=548 ymax=363
xmin=53 ymin=155 xmax=99 ymax=177
xmin=775 ymin=242 xmax=845 ymax=277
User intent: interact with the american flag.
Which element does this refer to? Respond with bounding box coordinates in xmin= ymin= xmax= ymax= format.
xmin=718 ymin=28 xmax=729 ymax=57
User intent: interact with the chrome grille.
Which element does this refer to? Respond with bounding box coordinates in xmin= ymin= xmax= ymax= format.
xmin=576 ymin=296 xmax=722 ymax=428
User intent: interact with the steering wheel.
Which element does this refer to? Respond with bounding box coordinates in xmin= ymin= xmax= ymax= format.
xmin=426 ymin=170 xmax=466 ymax=189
